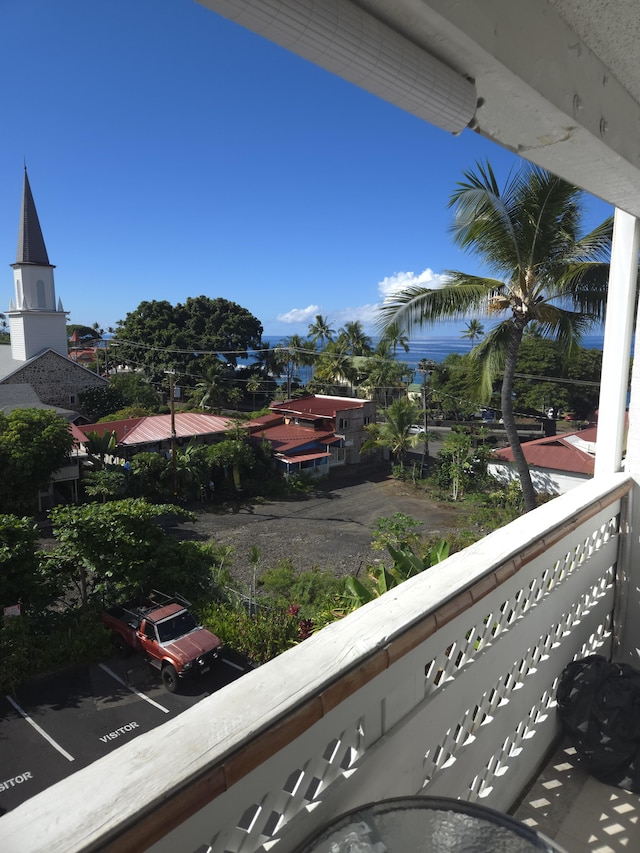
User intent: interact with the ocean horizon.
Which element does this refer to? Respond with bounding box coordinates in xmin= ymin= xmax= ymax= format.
xmin=258 ymin=332 xmax=607 ymax=371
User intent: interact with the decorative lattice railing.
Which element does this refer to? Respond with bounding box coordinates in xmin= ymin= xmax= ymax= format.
xmin=1 ymin=474 xmax=633 ymax=853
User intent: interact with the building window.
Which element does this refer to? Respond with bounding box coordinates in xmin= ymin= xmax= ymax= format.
xmin=69 ymin=394 xmax=76 ymax=404
xmin=36 ymin=279 xmax=46 ymax=308
xmin=339 ymin=418 xmax=350 ymax=430
xmin=363 ymin=415 xmax=371 ymax=425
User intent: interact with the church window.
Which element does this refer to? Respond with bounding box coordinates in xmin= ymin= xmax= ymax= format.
xmin=36 ymin=279 xmax=46 ymax=308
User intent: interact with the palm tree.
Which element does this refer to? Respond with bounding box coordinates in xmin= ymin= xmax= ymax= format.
xmin=461 ymin=319 xmax=485 ymax=345
xmin=246 ymin=374 xmax=262 ymax=409
xmin=337 ymin=320 xmax=372 ymax=356
xmin=314 ymin=340 xmax=358 ymax=395
xmin=361 ymin=339 xmax=406 ymax=408
xmin=361 ymin=397 xmax=423 ymax=466
xmin=308 ymin=314 xmax=335 ymax=348
xmin=251 ymin=342 xmax=279 ymax=379
xmin=382 ymin=320 xmax=410 ymax=355
xmin=194 ymin=360 xmax=229 ymax=411
xmin=378 ymin=161 xmax=611 ymax=512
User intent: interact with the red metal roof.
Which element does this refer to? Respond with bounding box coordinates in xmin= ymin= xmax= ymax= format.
xmin=492 ymin=427 xmax=597 ymax=475
xmin=78 ymin=413 xmax=234 ymax=446
xmin=245 ymin=413 xmax=283 ymax=429
xmin=270 ymin=395 xmax=367 ymax=418
xmin=279 ymin=451 xmax=332 ymax=464
xmin=251 ymin=422 xmax=338 ymax=454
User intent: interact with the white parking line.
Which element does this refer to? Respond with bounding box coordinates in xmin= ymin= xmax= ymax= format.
xmin=223 ymin=658 xmax=245 ymax=672
xmin=99 ymin=664 xmax=171 ymax=713
xmin=7 ymin=697 xmax=74 ymax=762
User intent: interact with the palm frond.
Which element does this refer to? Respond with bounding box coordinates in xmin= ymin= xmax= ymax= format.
xmin=377 ymin=276 xmax=501 ymax=335
xmin=471 ymin=322 xmax=512 ymax=399
xmin=527 ymin=304 xmax=595 ymax=353
xmin=448 ymin=161 xmax=524 ymax=273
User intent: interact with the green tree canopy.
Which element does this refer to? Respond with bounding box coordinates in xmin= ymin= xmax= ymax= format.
xmin=47 ymin=499 xmax=199 ymax=605
xmin=0 ymin=515 xmax=42 ymax=608
xmin=0 ymin=410 xmax=75 ymax=513
xmin=79 ymin=384 xmax=125 ymax=422
xmin=109 ymin=373 xmax=161 ymax=411
xmin=113 ymin=296 xmax=263 ymax=383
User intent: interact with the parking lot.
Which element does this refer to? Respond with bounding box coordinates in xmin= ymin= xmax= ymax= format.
xmin=0 ymin=651 xmax=248 ymax=815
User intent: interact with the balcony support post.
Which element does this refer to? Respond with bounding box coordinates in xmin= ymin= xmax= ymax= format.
xmin=595 ymin=208 xmax=640 ymax=475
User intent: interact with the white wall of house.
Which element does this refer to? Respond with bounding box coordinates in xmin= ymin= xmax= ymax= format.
xmin=488 ymin=461 xmax=591 ymax=496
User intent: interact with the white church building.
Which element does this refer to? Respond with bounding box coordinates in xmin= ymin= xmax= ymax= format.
xmin=0 ymin=169 xmax=107 ymax=417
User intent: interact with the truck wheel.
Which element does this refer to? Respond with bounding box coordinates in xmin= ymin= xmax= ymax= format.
xmin=161 ymin=664 xmax=179 ymax=693
xmin=112 ymin=634 xmax=131 ymax=659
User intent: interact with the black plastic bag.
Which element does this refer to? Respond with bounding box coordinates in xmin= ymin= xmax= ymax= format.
xmin=557 ymin=654 xmax=640 ymax=791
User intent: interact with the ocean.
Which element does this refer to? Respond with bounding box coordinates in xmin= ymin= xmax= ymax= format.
xmin=257 ymin=332 xmax=606 ymax=372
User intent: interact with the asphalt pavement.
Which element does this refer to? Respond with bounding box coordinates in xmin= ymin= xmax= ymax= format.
xmin=0 ymin=651 xmax=248 ymax=815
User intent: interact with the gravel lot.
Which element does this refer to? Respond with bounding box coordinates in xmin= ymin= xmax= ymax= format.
xmin=170 ymin=465 xmax=467 ymax=587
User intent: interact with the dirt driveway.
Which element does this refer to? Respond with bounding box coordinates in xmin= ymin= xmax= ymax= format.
xmin=173 ymin=466 xmax=467 ymax=586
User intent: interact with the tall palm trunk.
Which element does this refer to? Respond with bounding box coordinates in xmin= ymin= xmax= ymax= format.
xmin=501 ymin=324 xmax=537 ymax=512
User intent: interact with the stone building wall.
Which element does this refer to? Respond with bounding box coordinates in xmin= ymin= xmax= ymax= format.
xmin=0 ymin=350 xmax=107 ymax=410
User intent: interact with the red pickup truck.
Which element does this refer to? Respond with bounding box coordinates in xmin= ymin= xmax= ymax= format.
xmin=102 ymin=590 xmax=222 ymax=692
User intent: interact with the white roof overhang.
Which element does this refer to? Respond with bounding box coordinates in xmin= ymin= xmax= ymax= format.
xmin=198 ymin=0 xmax=640 ymax=216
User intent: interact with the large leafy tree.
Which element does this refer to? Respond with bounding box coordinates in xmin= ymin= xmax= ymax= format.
xmin=79 ymin=384 xmax=125 ymax=422
xmin=47 ymin=499 xmax=201 ymax=605
xmin=109 ymin=373 xmax=160 ymax=412
xmin=0 ymin=410 xmax=76 ymax=513
xmin=0 ymin=515 xmax=43 ymax=609
xmin=379 ymin=162 xmax=612 ymax=512
xmin=113 ymin=296 xmax=263 ymax=384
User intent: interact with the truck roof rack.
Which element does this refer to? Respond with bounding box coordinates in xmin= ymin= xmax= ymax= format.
xmin=148 ymin=589 xmax=192 ymax=609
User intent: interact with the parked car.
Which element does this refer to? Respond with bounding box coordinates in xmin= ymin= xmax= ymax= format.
xmin=102 ymin=590 xmax=222 ymax=692
xmin=409 ymin=424 xmax=426 ymax=434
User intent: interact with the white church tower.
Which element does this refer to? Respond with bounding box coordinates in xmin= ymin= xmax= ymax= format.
xmin=7 ymin=168 xmax=69 ymax=360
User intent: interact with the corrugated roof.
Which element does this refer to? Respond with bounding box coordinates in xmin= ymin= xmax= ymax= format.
xmin=270 ymin=395 xmax=367 ymax=419
xmin=279 ymin=451 xmax=332 ymax=464
xmin=492 ymin=427 xmax=597 ymax=475
xmin=252 ymin=422 xmax=336 ymax=450
xmin=79 ymin=413 xmax=234 ymax=446
xmin=245 ymin=413 xmax=283 ymax=429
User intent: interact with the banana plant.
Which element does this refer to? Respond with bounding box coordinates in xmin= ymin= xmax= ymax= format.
xmin=341 ymin=539 xmax=450 ymax=611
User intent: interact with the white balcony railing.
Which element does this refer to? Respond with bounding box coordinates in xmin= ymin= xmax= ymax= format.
xmin=1 ymin=473 xmax=634 ymax=853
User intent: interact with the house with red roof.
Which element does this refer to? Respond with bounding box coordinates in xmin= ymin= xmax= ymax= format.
xmin=246 ymin=394 xmax=376 ymax=477
xmin=76 ymin=412 xmax=235 ymax=457
xmin=488 ymin=426 xmax=597 ymax=495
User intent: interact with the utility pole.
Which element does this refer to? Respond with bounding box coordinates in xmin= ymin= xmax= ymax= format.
xmin=165 ymin=369 xmax=178 ymax=498
xmin=417 ymin=359 xmax=436 ymax=466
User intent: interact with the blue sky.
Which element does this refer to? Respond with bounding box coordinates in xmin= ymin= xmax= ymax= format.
xmin=1 ymin=0 xmax=613 ymax=339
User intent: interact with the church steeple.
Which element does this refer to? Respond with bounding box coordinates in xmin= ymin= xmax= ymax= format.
xmin=7 ymin=168 xmax=68 ymax=361
xmin=17 ymin=168 xmax=51 ymax=265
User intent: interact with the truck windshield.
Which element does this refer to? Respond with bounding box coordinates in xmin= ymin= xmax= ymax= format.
xmin=156 ymin=611 xmax=198 ymax=643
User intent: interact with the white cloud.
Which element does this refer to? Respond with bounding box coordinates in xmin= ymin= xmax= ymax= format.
xmin=276 ymin=304 xmax=320 ymax=324
xmin=331 ymin=304 xmax=380 ymax=327
xmin=271 ymin=268 xmax=447 ymax=334
xmin=378 ymin=267 xmax=448 ymax=302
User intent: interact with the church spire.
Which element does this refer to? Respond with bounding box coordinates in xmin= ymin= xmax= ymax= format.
xmin=16 ymin=167 xmax=50 ymax=265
